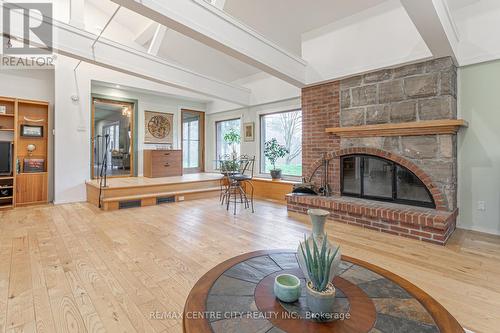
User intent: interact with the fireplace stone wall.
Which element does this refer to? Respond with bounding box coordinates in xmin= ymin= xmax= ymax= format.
xmin=339 ymin=57 xmax=457 ymax=210
xmin=290 ymin=57 xmax=459 ymax=245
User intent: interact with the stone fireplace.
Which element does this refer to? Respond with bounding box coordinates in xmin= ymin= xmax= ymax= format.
xmin=287 ymin=57 xmax=461 ymax=245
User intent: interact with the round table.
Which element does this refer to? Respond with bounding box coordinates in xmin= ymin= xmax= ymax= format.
xmin=183 ymin=250 xmax=463 ymax=333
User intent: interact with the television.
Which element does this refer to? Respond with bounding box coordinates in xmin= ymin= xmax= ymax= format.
xmin=0 ymin=141 xmax=12 ymax=176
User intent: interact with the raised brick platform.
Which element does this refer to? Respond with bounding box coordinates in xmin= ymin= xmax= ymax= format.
xmin=286 ymin=194 xmax=458 ymax=245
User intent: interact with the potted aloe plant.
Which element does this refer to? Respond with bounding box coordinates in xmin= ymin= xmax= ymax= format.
xmin=264 ymin=138 xmax=289 ymax=180
xmin=299 ymin=234 xmax=339 ymax=318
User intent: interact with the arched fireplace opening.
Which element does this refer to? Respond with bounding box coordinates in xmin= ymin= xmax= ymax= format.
xmin=341 ymin=154 xmax=435 ymax=208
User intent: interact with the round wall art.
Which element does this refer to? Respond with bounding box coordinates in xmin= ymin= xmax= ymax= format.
xmin=144 ymin=111 xmax=174 ymax=144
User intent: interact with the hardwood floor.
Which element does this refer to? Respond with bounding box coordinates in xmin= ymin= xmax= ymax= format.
xmin=0 ymin=198 xmax=498 ymax=333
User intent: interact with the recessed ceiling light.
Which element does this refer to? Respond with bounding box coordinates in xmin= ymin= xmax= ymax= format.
xmin=115 ymin=85 xmax=121 ymax=88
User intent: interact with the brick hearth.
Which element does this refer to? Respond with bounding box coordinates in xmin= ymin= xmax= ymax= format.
xmin=292 ymin=57 xmax=459 ymax=245
xmin=287 ymin=194 xmax=458 ymax=245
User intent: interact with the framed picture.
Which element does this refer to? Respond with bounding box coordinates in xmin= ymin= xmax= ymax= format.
xmin=21 ymin=125 xmax=43 ymax=137
xmin=23 ymin=158 xmax=45 ymax=173
xmin=243 ymin=122 xmax=255 ymax=142
xmin=0 ymin=106 xmax=6 ymax=115
xmin=144 ymin=111 xmax=174 ymax=144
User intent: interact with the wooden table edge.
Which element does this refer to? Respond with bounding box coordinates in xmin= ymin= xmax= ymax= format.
xmin=183 ymin=249 xmax=464 ymax=333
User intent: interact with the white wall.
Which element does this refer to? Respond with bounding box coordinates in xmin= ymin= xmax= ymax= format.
xmin=205 ymin=97 xmax=300 ymax=175
xmin=54 ymin=55 xmax=206 ymax=204
xmin=457 ymin=60 xmax=500 ymax=235
xmin=0 ymin=69 xmax=55 ymax=201
xmin=302 ymin=0 xmax=431 ymax=82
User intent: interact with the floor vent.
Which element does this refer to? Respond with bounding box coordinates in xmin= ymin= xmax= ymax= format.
xmin=157 ymin=196 xmax=175 ymax=205
xmin=119 ymin=200 xmax=142 ymax=209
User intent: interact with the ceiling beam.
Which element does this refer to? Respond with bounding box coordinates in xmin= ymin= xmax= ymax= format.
xmin=147 ymin=24 xmax=167 ymax=55
xmin=401 ymin=0 xmax=459 ymax=63
xmin=134 ymin=22 xmax=157 ymax=46
xmin=110 ymin=0 xmax=308 ymax=87
xmin=5 ymin=3 xmax=251 ymax=105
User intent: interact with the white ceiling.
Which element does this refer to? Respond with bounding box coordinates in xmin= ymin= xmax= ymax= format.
xmin=445 ymin=0 xmax=500 ymax=65
xmin=84 ymin=0 xmax=393 ymax=83
xmin=445 ymin=0 xmax=479 ymax=12
xmin=223 ymin=0 xmax=389 ymax=55
xmin=86 ymin=0 xmax=150 ymax=35
xmin=85 ymin=0 xmax=259 ymax=82
xmin=156 ymin=30 xmax=260 ymax=83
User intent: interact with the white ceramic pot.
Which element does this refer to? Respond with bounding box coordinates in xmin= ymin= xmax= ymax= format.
xmin=306 ymin=281 xmax=336 ymax=317
xmin=273 ymin=274 xmax=301 ymax=303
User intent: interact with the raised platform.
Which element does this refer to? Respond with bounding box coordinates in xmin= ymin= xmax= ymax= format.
xmin=86 ymin=173 xmax=222 ymax=211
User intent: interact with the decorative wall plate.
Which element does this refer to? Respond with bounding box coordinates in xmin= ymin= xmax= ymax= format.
xmin=144 ymin=111 xmax=174 ymax=144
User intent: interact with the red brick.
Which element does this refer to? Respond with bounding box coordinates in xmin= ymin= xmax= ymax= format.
xmin=410 ymin=230 xmax=432 ymax=238
xmin=390 ymin=226 xmax=410 ymax=234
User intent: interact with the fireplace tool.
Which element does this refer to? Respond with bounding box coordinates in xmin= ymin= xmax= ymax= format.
xmin=292 ymin=152 xmax=331 ymax=196
xmin=319 ymin=152 xmax=331 ymax=196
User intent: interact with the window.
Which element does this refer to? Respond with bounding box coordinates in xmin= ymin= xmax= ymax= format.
xmin=341 ymin=155 xmax=435 ymax=208
xmin=260 ymin=110 xmax=302 ymax=177
xmin=216 ymin=118 xmax=241 ymax=159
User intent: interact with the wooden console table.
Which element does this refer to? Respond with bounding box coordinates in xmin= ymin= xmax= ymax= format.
xmin=184 ymin=250 xmax=464 ymax=333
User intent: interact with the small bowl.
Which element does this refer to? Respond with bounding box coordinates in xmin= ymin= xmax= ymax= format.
xmin=273 ymin=274 xmax=301 ymax=303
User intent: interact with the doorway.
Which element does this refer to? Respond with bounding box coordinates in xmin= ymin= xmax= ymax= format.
xmin=181 ymin=109 xmax=205 ymax=173
xmin=91 ymin=98 xmax=135 ymax=178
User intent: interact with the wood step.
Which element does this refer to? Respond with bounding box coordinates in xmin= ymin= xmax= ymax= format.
xmin=102 ymin=187 xmax=221 ymax=203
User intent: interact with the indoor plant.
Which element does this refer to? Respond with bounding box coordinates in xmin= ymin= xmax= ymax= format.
xmin=223 ymin=128 xmax=241 ymax=160
xmin=297 ymin=209 xmax=341 ymax=283
xmin=300 ymin=234 xmax=339 ymax=317
xmin=264 ymin=138 xmax=289 ymax=180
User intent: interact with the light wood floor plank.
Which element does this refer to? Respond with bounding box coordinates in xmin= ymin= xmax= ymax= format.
xmin=0 ymin=233 xmax=13 ymax=333
xmin=6 ymin=236 xmax=35 ymax=333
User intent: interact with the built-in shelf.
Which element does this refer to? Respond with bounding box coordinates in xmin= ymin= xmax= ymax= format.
xmin=0 ymin=96 xmax=49 ymax=209
xmin=325 ymin=119 xmax=468 ymax=137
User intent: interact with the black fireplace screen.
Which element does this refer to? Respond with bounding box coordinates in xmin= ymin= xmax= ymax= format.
xmin=341 ymin=155 xmax=435 ymax=208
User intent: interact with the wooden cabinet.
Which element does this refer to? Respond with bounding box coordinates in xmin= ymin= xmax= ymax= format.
xmin=16 ymin=172 xmax=48 ymax=206
xmin=0 ymin=97 xmax=49 ymax=209
xmin=143 ymin=150 xmax=182 ymax=178
xmin=15 ymin=99 xmax=49 ymax=206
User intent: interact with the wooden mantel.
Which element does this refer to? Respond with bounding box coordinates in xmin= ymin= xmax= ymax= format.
xmin=325 ymin=119 xmax=468 ymax=137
